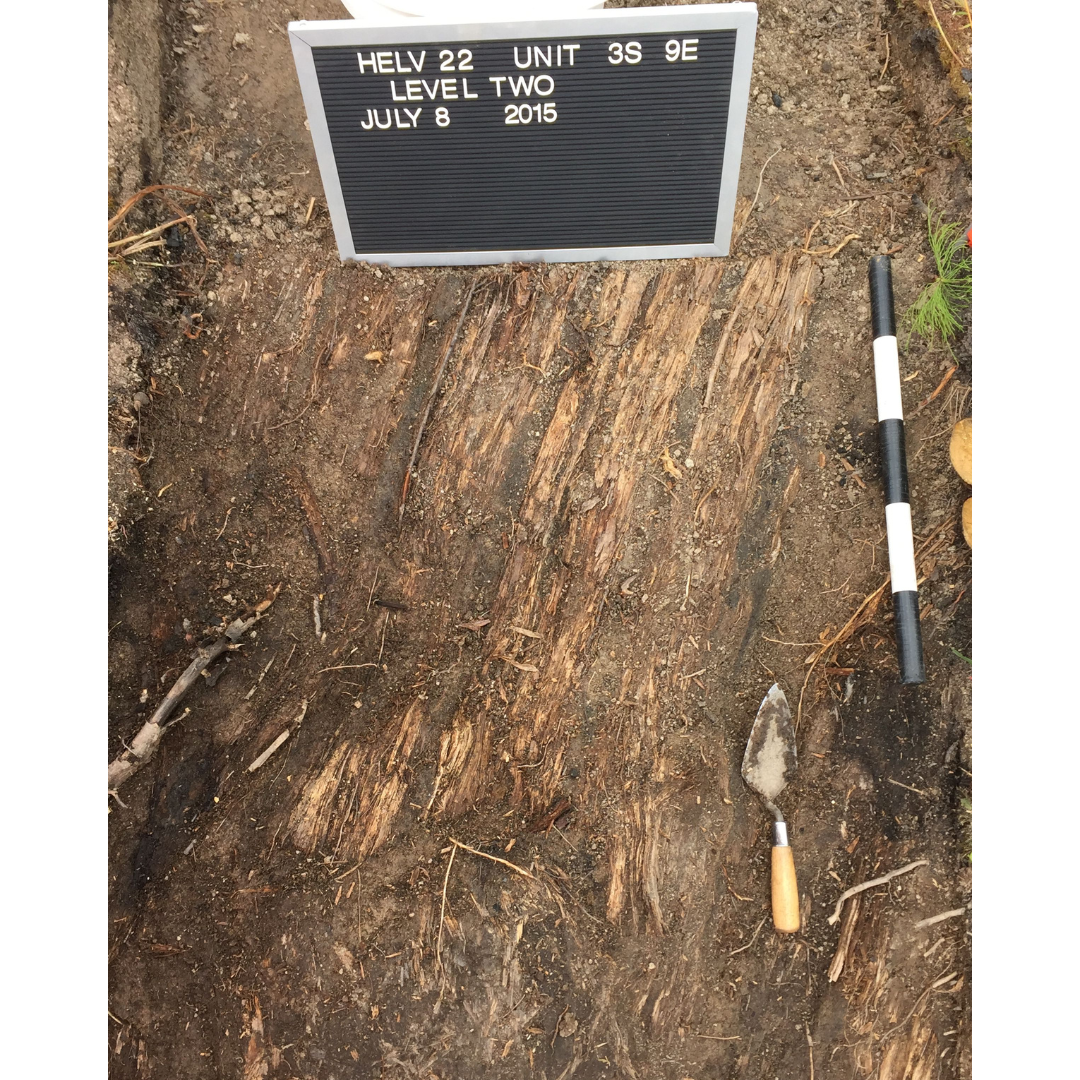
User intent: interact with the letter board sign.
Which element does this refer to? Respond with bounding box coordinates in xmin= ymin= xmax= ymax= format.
xmin=289 ymin=4 xmax=757 ymax=266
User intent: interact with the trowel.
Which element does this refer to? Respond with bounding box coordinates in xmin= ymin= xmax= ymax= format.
xmin=741 ymin=683 xmax=800 ymax=933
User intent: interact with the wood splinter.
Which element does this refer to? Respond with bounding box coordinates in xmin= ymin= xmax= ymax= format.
xmin=107 ymin=584 xmax=282 ymax=793
xmin=248 ymin=700 xmax=309 ymax=772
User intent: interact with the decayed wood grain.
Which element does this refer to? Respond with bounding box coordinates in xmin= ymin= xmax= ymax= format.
xmin=289 ymin=698 xmax=425 ymax=862
xmin=278 ymin=254 xmax=820 ymax=904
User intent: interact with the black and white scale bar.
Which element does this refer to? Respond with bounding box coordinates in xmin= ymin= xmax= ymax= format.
xmin=868 ymin=255 xmax=926 ymax=684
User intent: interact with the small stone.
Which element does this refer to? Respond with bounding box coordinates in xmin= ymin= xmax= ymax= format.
xmin=557 ymin=1011 xmax=579 ymax=1038
xmin=683 ymin=458 xmax=695 ymax=470
xmin=772 ymin=91 xmax=783 ymax=107
xmin=232 ymin=32 xmax=252 ymax=48
xmin=820 ymin=60 xmax=833 ymax=73
xmin=132 ymin=392 xmax=150 ymax=410
xmin=840 ymin=93 xmax=850 ymax=109
xmin=961 ymin=67 xmax=971 ymax=83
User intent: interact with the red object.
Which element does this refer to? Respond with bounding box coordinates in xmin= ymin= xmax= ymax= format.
xmin=967 ymin=226 xmax=972 ymax=248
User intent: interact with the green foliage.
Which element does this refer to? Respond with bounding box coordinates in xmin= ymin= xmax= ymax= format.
xmin=903 ymin=208 xmax=972 ymax=350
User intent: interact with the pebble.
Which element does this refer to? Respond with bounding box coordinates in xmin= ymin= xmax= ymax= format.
xmin=133 ymin=392 xmax=150 ymax=410
xmin=772 ymin=92 xmax=783 ymax=107
xmin=961 ymin=67 xmax=971 ymax=83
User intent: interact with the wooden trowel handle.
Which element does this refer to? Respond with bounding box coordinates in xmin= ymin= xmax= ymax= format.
xmin=771 ymin=824 xmax=800 ymax=933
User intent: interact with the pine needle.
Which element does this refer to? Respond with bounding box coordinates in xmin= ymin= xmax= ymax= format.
xmin=903 ymin=208 xmax=971 ymax=350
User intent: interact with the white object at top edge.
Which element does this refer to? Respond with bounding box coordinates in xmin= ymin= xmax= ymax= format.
xmin=339 ymin=1 xmax=607 ymax=20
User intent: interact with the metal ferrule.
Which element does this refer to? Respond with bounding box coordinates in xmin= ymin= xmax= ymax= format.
xmin=772 ymin=821 xmax=789 ymax=847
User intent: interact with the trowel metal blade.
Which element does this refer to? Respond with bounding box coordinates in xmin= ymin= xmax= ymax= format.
xmin=741 ymin=684 xmax=797 ymax=803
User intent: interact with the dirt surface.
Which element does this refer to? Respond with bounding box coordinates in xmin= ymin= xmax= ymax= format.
xmin=108 ymin=2 xmax=973 ymax=1078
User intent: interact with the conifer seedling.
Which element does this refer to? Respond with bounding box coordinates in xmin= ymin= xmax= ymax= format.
xmin=904 ymin=208 xmax=972 ymax=351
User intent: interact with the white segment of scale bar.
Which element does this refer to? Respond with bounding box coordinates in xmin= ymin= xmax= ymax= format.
xmin=873 ymin=335 xmax=904 ymax=422
xmin=885 ymin=502 xmax=918 ymax=593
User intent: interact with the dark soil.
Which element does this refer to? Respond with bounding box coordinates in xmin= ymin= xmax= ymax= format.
xmin=108 ymin=2 xmax=972 ymax=1078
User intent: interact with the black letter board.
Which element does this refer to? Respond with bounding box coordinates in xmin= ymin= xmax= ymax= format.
xmin=289 ymin=4 xmax=757 ymax=266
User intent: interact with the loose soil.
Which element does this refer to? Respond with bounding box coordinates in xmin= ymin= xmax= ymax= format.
xmin=108 ymin=2 xmax=973 ymax=1078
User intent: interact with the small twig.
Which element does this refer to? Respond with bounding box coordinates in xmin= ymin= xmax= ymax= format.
xmin=925 ymin=0 xmax=965 ymax=67
xmin=736 ymin=148 xmax=782 ymax=238
xmin=313 ymin=595 xmax=322 ymax=639
xmin=803 ymin=233 xmax=860 ymax=258
xmin=449 ymin=838 xmax=536 ymax=879
xmin=806 ymin=1024 xmax=815 ymax=1080
xmin=107 ymin=183 xmax=210 ymax=232
xmin=931 ymin=104 xmax=956 ymax=128
xmin=728 ymin=915 xmax=768 ymax=956
xmin=248 ymin=730 xmax=290 ymax=772
xmin=912 ymin=364 xmax=957 ymax=414
xmin=693 ymin=1034 xmax=741 ymax=1041
xmin=552 ymin=825 xmax=577 ymax=853
xmin=913 ymin=906 xmax=967 ymax=930
xmin=887 ymin=777 xmax=928 ymax=796
xmin=377 ymin=609 xmax=390 ymax=665
xmin=245 ymin=655 xmax=275 ymax=700
xmin=357 ymin=867 xmax=363 ymax=949
xmin=827 ymin=860 xmax=929 ymax=925
xmin=108 ymin=215 xmax=197 ymax=251
xmin=157 ymin=192 xmax=209 ymax=254
xmin=107 ymin=584 xmax=282 ymax=790
xmin=317 ymin=663 xmax=377 ymax=674
xmin=436 ymin=843 xmax=457 ymax=973
xmin=214 ymin=506 xmax=234 ymax=540
xmin=399 ymin=278 xmax=481 ymax=521
xmin=797 ymin=580 xmax=888 ymax=730
xmin=247 ymin=699 xmax=307 ymax=772
xmin=830 ymin=156 xmax=849 ymax=195
xmin=880 ymin=32 xmax=890 ymax=78
xmin=879 ymin=969 xmax=956 ymax=1044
